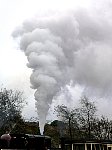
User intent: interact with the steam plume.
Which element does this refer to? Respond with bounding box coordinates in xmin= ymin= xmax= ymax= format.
xmin=12 ymin=1 xmax=112 ymax=133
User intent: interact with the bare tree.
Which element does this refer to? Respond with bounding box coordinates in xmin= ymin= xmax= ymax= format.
xmin=55 ymin=105 xmax=78 ymax=140
xmin=78 ymin=96 xmax=97 ymax=139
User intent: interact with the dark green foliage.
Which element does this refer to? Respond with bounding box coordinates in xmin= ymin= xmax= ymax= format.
xmin=0 ymin=88 xmax=25 ymax=135
xmin=44 ymin=121 xmax=61 ymax=148
xmin=55 ymin=96 xmax=98 ymax=140
xmin=11 ymin=121 xmax=40 ymax=135
xmin=54 ymin=96 xmax=112 ymax=142
xmin=55 ymin=105 xmax=78 ymax=140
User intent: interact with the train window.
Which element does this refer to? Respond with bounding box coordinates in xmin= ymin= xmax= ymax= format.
xmin=65 ymin=144 xmax=71 ymax=150
xmin=95 ymin=144 xmax=101 ymax=150
xmin=73 ymin=144 xmax=85 ymax=150
xmin=92 ymin=144 xmax=95 ymax=150
xmin=100 ymin=145 xmax=104 ymax=150
xmin=104 ymin=145 xmax=107 ymax=150
xmin=87 ymin=144 xmax=91 ymax=150
xmin=73 ymin=145 xmax=76 ymax=150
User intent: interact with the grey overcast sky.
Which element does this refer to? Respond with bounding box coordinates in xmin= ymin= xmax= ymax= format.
xmin=1 ymin=0 xmax=112 ymax=123
xmin=0 ymin=0 xmax=91 ymax=120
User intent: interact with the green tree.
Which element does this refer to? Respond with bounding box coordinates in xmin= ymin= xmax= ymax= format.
xmin=44 ymin=122 xmax=60 ymax=148
xmin=0 ymin=88 xmax=26 ymax=134
xmin=11 ymin=120 xmax=40 ymax=135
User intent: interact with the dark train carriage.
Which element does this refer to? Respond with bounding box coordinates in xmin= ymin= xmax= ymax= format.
xmin=60 ymin=137 xmax=112 ymax=150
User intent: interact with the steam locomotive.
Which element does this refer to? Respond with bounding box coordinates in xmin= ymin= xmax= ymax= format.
xmin=1 ymin=134 xmax=112 ymax=150
xmin=0 ymin=133 xmax=51 ymax=149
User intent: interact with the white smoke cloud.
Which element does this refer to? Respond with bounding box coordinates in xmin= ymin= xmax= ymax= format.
xmin=12 ymin=0 xmax=112 ymax=133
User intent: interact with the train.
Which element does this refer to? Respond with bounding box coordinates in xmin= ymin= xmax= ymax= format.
xmin=60 ymin=137 xmax=112 ymax=150
xmin=1 ymin=133 xmax=112 ymax=150
xmin=0 ymin=133 xmax=51 ymax=149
